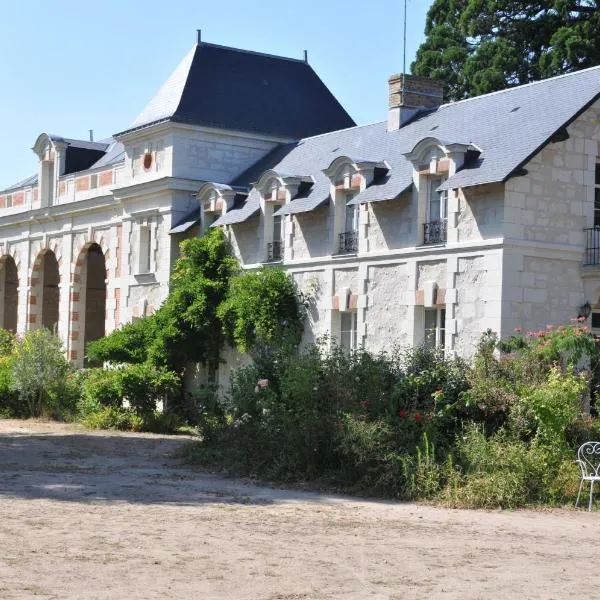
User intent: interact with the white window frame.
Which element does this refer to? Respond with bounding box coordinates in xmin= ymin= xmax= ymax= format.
xmin=340 ymin=311 xmax=358 ymax=351
xmin=424 ymin=307 xmax=446 ymax=349
xmin=594 ymin=159 xmax=600 ymax=228
xmin=138 ymin=220 xmax=152 ymax=274
xmin=426 ymin=177 xmax=448 ymax=223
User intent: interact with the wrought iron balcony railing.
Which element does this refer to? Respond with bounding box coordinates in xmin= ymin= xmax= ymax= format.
xmin=423 ymin=219 xmax=447 ymax=245
xmin=266 ymin=240 xmax=282 ymax=262
xmin=338 ymin=231 xmax=358 ymax=254
xmin=584 ymin=227 xmax=600 ymax=265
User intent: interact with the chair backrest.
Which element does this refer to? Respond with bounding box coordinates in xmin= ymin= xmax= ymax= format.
xmin=577 ymin=442 xmax=600 ymax=477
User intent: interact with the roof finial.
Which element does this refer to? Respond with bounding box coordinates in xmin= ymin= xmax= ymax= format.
xmin=303 ymin=50 xmax=308 ymax=63
xmin=197 ymin=29 xmax=201 ymax=45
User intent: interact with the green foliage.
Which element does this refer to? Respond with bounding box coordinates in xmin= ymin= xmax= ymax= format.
xmin=82 ymin=406 xmax=143 ymax=431
xmin=10 ymin=329 xmax=72 ymax=418
xmin=87 ymin=228 xmax=239 ymax=372
xmin=87 ymin=318 xmax=156 ymax=365
xmin=218 ymin=267 xmax=303 ymax=352
xmin=522 ymin=366 xmax=585 ymax=446
xmin=118 ymin=363 xmax=179 ymax=418
xmin=412 ymin=0 xmax=600 ymax=101
xmin=82 ymin=368 xmax=123 ymax=409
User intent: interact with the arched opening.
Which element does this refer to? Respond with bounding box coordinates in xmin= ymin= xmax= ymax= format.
xmin=0 ymin=256 xmax=18 ymax=332
xmin=82 ymin=243 xmax=106 ymax=365
xmin=39 ymin=251 xmax=60 ymax=332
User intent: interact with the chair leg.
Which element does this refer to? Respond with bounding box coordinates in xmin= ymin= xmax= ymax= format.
xmin=589 ymin=480 xmax=595 ymax=512
xmin=576 ymin=479 xmax=584 ymax=507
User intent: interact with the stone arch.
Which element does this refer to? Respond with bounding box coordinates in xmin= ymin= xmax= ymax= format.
xmin=0 ymin=255 xmax=19 ymax=333
xmin=71 ymin=240 xmax=108 ymax=366
xmin=30 ymin=249 xmax=60 ymax=333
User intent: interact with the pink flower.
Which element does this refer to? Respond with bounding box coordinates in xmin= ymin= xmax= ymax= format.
xmin=414 ymin=413 xmax=423 ymax=423
xmin=514 ymin=327 xmax=522 ymax=333
xmin=398 ymin=409 xmax=407 ymax=418
xmin=360 ymin=400 xmax=371 ymax=409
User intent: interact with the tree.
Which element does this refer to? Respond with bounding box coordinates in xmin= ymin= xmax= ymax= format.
xmin=218 ymin=267 xmax=304 ymax=352
xmin=412 ymin=0 xmax=600 ymax=101
xmin=88 ymin=228 xmax=239 ymax=373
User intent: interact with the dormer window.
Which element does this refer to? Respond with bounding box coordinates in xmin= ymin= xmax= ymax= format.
xmin=5 ymin=195 xmax=12 ymax=209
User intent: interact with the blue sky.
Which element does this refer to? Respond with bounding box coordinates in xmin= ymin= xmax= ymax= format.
xmin=0 ymin=0 xmax=434 ymax=190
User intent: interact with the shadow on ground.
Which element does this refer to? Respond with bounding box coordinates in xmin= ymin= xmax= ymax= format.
xmin=0 ymin=425 xmax=353 ymax=507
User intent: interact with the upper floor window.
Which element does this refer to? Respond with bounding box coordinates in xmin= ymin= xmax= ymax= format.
xmin=267 ymin=212 xmax=283 ymax=262
xmin=424 ymin=177 xmax=447 ymax=245
xmin=339 ymin=196 xmax=359 ymax=254
xmin=138 ymin=220 xmax=153 ymax=274
xmin=594 ymin=160 xmax=600 ymax=228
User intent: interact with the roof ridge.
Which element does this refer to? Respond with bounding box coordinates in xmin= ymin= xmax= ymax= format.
xmin=439 ymin=65 xmax=600 ymax=109
xmin=199 ymin=41 xmax=308 ymax=65
xmin=299 ymin=120 xmax=385 ymax=143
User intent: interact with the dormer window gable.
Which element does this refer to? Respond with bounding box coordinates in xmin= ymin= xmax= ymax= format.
xmin=196 ymin=182 xmax=247 ymax=216
xmin=403 ymin=137 xmax=481 ymax=179
xmin=322 ymin=156 xmax=388 ymax=193
xmin=254 ymin=170 xmax=313 ymax=205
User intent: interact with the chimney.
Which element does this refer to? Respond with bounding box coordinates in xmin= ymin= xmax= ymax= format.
xmin=388 ymin=74 xmax=444 ymax=131
xmin=89 ymin=129 xmax=94 ymax=142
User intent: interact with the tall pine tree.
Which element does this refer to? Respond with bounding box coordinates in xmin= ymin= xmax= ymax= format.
xmin=412 ymin=1 xmax=600 ymax=101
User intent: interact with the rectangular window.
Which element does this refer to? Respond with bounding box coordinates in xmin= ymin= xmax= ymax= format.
xmin=138 ymin=223 xmax=152 ymax=273
xmin=424 ymin=178 xmax=448 ymax=244
xmin=340 ymin=311 xmax=358 ymax=351
xmin=592 ymin=312 xmax=600 ymax=330
xmin=595 ymin=161 xmax=600 ymax=228
xmin=424 ymin=307 xmax=446 ymax=349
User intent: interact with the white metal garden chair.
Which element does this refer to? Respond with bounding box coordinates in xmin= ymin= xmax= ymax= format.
xmin=576 ymin=442 xmax=600 ymax=511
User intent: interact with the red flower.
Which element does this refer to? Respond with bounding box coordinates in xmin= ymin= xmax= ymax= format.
xmin=398 ymin=409 xmax=407 ymax=418
xmin=414 ymin=413 xmax=423 ymax=423
xmin=360 ymin=400 xmax=370 ymax=409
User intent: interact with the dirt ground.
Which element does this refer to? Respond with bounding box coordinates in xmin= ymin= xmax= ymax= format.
xmin=0 ymin=420 xmax=599 ymax=600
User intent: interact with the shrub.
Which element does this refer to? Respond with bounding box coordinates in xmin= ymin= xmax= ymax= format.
xmin=10 ymin=329 xmax=71 ymax=418
xmin=82 ymin=368 xmax=123 ymax=409
xmin=119 ymin=363 xmax=179 ymax=418
xmin=0 ymin=355 xmax=20 ymax=417
xmin=82 ymin=406 xmax=143 ymax=431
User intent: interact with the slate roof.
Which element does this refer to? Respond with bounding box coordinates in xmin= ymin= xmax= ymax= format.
xmin=89 ymin=140 xmax=125 ymax=170
xmin=0 ymin=173 xmax=38 ymax=194
xmin=211 ymin=65 xmax=600 ymax=226
xmin=119 ymin=42 xmax=355 ymax=139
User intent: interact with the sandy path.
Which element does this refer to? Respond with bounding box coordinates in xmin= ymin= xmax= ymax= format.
xmin=0 ymin=419 xmax=599 ymax=599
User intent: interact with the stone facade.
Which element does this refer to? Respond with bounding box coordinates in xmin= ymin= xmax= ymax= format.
xmin=1 ymin=44 xmax=599 ymax=391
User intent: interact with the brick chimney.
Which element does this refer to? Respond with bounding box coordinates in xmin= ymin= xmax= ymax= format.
xmin=388 ymin=74 xmax=444 ymax=131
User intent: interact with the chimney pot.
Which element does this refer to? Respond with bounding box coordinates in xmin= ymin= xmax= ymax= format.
xmin=388 ymin=74 xmax=444 ymax=131
xmin=89 ymin=129 xmax=94 ymax=142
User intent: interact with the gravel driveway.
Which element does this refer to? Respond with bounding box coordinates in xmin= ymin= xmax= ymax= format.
xmin=1 ymin=419 xmax=599 ymax=599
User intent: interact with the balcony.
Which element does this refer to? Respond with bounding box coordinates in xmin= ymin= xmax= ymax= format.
xmin=423 ymin=219 xmax=447 ymax=245
xmin=266 ymin=240 xmax=282 ymax=262
xmin=338 ymin=231 xmax=358 ymax=254
xmin=584 ymin=227 xmax=600 ymax=266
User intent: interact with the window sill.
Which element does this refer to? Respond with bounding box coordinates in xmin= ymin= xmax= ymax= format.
xmin=134 ymin=272 xmax=157 ymax=284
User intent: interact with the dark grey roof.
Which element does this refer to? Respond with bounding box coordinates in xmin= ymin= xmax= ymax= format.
xmin=119 ymin=42 xmax=355 ymax=139
xmin=212 ymin=64 xmax=600 ymax=225
xmin=89 ymin=140 xmax=125 ymax=170
xmin=170 ymin=207 xmax=201 ymax=233
xmin=0 ymin=173 xmax=38 ymax=194
xmin=47 ymin=135 xmax=110 ymax=152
